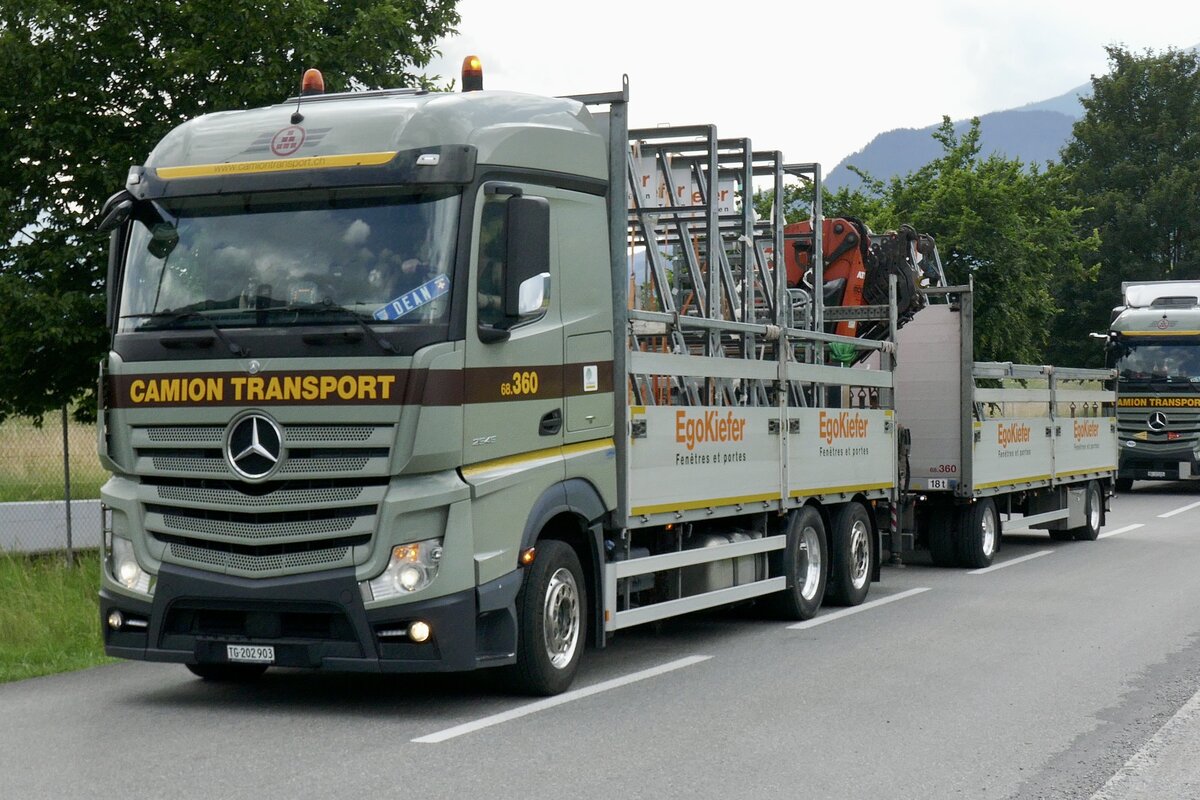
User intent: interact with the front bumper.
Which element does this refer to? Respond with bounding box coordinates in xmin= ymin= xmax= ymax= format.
xmin=101 ymin=563 xmax=522 ymax=673
xmin=1118 ymin=447 xmax=1200 ymax=481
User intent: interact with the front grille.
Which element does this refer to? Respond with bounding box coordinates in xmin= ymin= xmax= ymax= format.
xmin=130 ymin=422 xmax=395 ymax=578
xmin=162 ymin=513 xmax=356 ymax=540
xmin=167 ymin=541 xmax=353 ymax=573
xmin=155 ymin=482 xmax=368 ymax=508
xmin=132 ymin=424 xmax=394 ymax=479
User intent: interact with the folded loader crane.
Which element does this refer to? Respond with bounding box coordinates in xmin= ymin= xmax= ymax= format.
xmin=783 ymin=218 xmax=945 ymax=362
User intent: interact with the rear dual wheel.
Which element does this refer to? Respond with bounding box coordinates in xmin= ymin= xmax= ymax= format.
xmin=957 ymin=497 xmax=999 ymax=569
xmin=827 ymin=502 xmax=874 ymax=607
xmin=1070 ymin=481 xmax=1103 ymax=541
xmin=767 ymin=506 xmax=828 ymax=620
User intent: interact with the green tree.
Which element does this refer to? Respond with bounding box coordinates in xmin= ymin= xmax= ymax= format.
xmin=881 ymin=118 xmax=1095 ymax=365
xmin=0 ymin=0 xmax=459 ymax=423
xmin=1055 ymin=45 xmax=1200 ymax=365
xmin=762 ymin=119 xmax=1094 ymax=364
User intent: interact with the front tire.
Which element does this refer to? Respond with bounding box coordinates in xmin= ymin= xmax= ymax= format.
xmin=957 ymin=498 xmax=999 ymax=569
xmin=766 ymin=506 xmax=828 ymax=620
xmin=508 ymin=539 xmax=586 ymax=696
xmin=1071 ymin=481 xmax=1103 ymax=541
xmin=827 ymin=502 xmax=874 ymax=606
xmin=1115 ymin=477 xmax=1133 ymax=493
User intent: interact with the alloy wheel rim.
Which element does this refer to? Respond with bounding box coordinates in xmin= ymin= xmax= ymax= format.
xmin=543 ymin=568 xmax=580 ymax=669
xmin=799 ymin=524 xmax=823 ymax=601
xmin=850 ymin=519 xmax=870 ymax=589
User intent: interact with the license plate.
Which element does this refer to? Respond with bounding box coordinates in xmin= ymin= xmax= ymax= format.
xmin=1148 ymin=471 xmax=1167 ymax=478
xmin=927 ymin=478 xmax=950 ymax=490
xmin=227 ymin=644 xmax=274 ymax=664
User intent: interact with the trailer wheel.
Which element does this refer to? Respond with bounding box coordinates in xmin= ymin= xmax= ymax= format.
xmin=508 ymin=539 xmax=586 ymax=696
xmin=957 ymin=498 xmax=999 ymax=569
xmin=1071 ymin=481 xmax=1103 ymax=541
xmin=766 ymin=506 xmax=828 ymax=620
xmin=827 ymin=502 xmax=874 ymax=606
xmin=186 ymin=663 xmax=268 ymax=682
xmin=1115 ymin=477 xmax=1133 ymax=493
xmin=927 ymin=502 xmax=958 ymax=567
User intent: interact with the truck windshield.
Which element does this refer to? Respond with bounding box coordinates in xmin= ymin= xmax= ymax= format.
xmin=117 ymin=188 xmax=459 ymax=334
xmin=1113 ymin=340 xmax=1200 ymax=388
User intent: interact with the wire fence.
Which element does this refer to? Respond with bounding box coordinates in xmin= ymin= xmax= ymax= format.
xmin=0 ymin=409 xmax=106 ymax=555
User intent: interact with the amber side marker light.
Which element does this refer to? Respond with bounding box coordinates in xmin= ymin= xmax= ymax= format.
xmin=462 ymin=55 xmax=483 ymax=92
xmin=520 ymin=547 xmax=537 ymax=566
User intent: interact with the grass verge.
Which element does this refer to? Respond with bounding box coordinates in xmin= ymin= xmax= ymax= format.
xmin=0 ymin=550 xmax=114 ymax=683
xmin=0 ymin=416 xmax=107 ymax=502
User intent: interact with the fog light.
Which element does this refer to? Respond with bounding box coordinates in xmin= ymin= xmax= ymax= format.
xmin=409 ymin=621 xmax=431 ymax=643
xmin=107 ymin=610 xmax=124 ymax=630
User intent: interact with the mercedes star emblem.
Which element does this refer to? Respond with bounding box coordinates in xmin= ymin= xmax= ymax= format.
xmin=225 ymin=413 xmax=284 ymax=480
xmin=1147 ymin=411 xmax=1169 ymax=433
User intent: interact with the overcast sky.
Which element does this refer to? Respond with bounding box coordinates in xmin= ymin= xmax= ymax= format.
xmin=428 ymin=0 xmax=1199 ymax=170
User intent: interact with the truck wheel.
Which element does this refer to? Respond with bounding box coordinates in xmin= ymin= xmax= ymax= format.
xmin=957 ymin=498 xmax=999 ymax=569
xmin=827 ymin=502 xmax=874 ymax=607
xmin=186 ymin=663 xmax=268 ymax=682
xmin=1071 ymin=481 xmax=1103 ymax=541
xmin=927 ymin=502 xmax=957 ymax=567
xmin=1115 ymin=477 xmax=1133 ymax=493
xmin=508 ymin=539 xmax=586 ymax=696
xmin=766 ymin=506 xmax=827 ymax=620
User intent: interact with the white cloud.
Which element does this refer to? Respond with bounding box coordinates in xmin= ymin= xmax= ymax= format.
xmin=426 ymin=0 xmax=1197 ymax=171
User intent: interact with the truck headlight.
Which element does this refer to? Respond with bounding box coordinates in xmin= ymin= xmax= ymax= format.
xmin=110 ymin=536 xmax=153 ymax=595
xmin=366 ymin=538 xmax=443 ymax=601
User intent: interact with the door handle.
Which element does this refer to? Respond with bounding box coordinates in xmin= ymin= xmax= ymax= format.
xmin=539 ymin=409 xmax=563 ymax=436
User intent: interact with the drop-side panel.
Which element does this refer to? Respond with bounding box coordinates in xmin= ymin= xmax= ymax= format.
xmin=788 ymin=408 xmax=895 ymax=498
xmin=971 ymin=419 xmax=1055 ymax=491
xmin=1054 ymin=416 xmax=1118 ymax=480
xmin=627 ymin=406 xmax=779 ymax=518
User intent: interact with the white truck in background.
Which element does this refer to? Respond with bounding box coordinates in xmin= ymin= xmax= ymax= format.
xmin=1106 ymin=281 xmax=1200 ymax=491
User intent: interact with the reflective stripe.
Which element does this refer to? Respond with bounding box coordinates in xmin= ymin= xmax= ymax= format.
xmin=155 ymin=151 xmax=397 ymax=180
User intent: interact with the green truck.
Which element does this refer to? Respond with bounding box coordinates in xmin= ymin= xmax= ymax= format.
xmin=95 ymin=63 xmax=952 ymax=695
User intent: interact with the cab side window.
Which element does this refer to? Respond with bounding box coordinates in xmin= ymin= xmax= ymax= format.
xmin=477 ymin=195 xmax=507 ymax=328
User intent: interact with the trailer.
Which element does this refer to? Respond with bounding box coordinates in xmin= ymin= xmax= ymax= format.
xmin=891 ymin=285 xmax=1118 ymax=567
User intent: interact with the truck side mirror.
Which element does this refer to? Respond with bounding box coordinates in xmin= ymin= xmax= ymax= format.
xmin=503 ymin=196 xmax=550 ymax=317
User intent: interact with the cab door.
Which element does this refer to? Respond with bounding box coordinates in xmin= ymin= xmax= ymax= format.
xmin=462 ymin=183 xmax=564 ymax=468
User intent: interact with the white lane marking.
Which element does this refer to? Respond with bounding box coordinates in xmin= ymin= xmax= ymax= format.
xmin=411 ymin=655 xmax=712 ymax=743
xmin=968 ymin=549 xmax=1053 ymax=575
xmin=1089 ymin=684 xmax=1200 ymax=799
xmin=1158 ymin=500 xmax=1200 ymax=519
xmin=788 ymin=587 xmax=931 ymax=630
xmin=1099 ymin=523 xmax=1145 ymax=539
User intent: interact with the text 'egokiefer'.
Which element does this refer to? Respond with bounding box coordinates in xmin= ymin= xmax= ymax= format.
xmin=675 ymin=410 xmax=747 ymax=451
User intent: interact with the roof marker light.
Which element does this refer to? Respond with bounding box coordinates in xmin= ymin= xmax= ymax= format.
xmin=462 ymin=55 xmax=483 ymax=92
xmin=301 ymin=68 xmax=325 ymax=96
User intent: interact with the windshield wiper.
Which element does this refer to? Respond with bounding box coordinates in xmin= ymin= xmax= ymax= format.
xmin=277 ymin=303 xmax=397 ymax=354
xmin=124 ymin=311 xmax=250 ymax=357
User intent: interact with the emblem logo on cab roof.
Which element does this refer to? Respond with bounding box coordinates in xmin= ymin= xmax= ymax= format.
xmin=271 ymin=126 xmax=306 ymax=157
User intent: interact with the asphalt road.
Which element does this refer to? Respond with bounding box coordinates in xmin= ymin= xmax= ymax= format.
xmin=4 ymin=484 xmax=1200 ymax=799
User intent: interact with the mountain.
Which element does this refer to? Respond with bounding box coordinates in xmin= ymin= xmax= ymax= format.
xmin=825 ymin=81 xmax=1091 ymax=192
